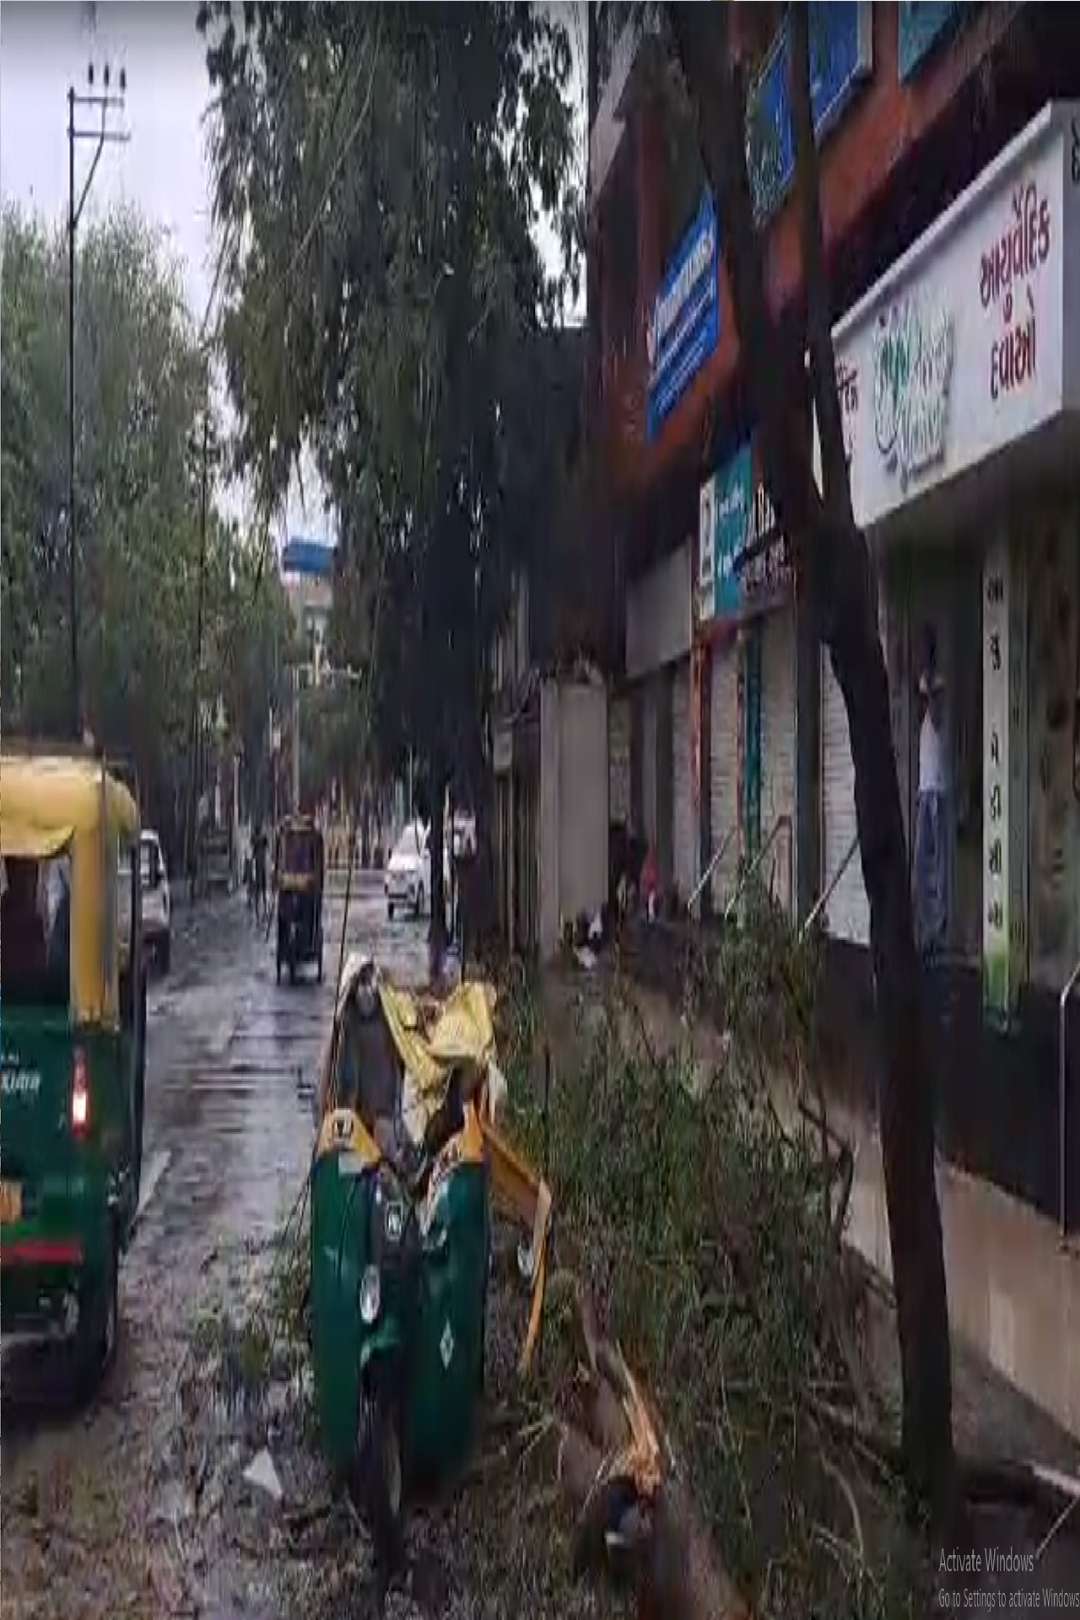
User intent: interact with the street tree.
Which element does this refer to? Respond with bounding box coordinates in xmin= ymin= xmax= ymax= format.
xmin=2 ymin=204 xmax=210 ymax=853
xmin=1 ymin=202 xmax=288 ymax=862
xmin=666 ymin=6 xmax=953 ymax=1521
xmin=198 ymin=3 xmax=583 ymax=961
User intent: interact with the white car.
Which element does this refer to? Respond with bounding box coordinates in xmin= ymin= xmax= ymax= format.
xmin=140 ymin=830 xmax=171 ymax=972
xmin=385 ymin=821 xmax=431 ymax=919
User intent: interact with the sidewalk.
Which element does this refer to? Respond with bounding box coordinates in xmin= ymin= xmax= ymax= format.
xmin=540 ymin=961 xmax=1080 ymax=1449
xmin=837 ymin=1096 xmax=1080 ymax=1442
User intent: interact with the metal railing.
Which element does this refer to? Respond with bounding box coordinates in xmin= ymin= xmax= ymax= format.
xmin=799 ymin=833 xmax=860 ymax=944
xmin=1060 ymin=951 xmax=1080 ymax=1239
xmin=723 ymin=814 xmax=792 ymax=923
xmin=686 ymin=826 xmax=735 ymax=916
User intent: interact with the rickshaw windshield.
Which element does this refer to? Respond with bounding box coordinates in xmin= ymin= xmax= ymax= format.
xmin=282 ymin=830 xmax=320 ymax=876
xmin=0 ymin=850 xmax=72 ymax=1008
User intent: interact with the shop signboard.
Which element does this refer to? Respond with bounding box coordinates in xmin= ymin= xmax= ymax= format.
xmin=898 ymin=2 xmax=962 ymax=82
xmin=982 ymin=534 xmax=1027 ymax=1023
xmin=823 ymin=102 xmax=1079 ymax=533
xmin=746 ymin=2 xmax=872 ymax=222
xmin=646 ymin=192 xmax=720 ymax=441
xmin=697 ymin=440 xmax=793 ymax=631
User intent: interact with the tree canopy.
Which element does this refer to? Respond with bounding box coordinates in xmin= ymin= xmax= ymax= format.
xmin=1 ymin=203 xmax=292 ymax=858
xmin=199 ymin=2 xmax=585 ymax=942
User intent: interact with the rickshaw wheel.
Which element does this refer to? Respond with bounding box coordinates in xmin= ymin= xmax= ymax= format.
xmin=357 ymin=1386 xmax=403 ymax=1573
xmin=74 ymin=1226 xmax=118 ymax=1399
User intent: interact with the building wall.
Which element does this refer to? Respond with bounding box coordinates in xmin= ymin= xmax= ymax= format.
xmin=539 ymin=684 xmax=561 ymax=958
xmin=558 ymin=681 xmax=609 ymax=940
xmin=538 ymin=679 xmax=609 ymax=958
xmin=625 ymin=541 xmax=692 ymax=681
xmin=603 ymin=2 xmax=1026 ymax=499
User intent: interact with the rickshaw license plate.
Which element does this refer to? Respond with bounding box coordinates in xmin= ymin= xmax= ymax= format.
xmin=0 ymin=1181 xmax=23 ymax=1223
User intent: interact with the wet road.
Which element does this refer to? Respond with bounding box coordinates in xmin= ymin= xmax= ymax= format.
xmin=1 ymin=878 xmax=431 ymax=1617
xmin=140 ymin=879 xmax=429 ymax=1252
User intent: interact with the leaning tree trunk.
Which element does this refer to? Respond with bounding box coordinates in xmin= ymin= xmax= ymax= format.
xmin=668 ymin=2 xmax=954 ymax=1522
xmin=826 ymin=526 xmax=954 ymax=1519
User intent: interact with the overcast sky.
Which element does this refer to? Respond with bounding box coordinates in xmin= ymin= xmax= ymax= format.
xmin=2 ymin=2 xmax=584 ymax=546
xmin=0 ymin=1 xmax=333 ymax=541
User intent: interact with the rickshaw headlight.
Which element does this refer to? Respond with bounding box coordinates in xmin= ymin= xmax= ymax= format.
xmin=359 ymin=1265 xmax=381 ymax=1325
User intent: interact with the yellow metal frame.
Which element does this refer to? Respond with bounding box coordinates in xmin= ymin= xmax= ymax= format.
xmin=315 ymin=1106 xmax=381 ymax=1167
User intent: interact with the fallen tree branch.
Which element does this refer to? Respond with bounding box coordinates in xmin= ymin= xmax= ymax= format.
xmin=549 ymin=1271 xmax=752 ymax=1620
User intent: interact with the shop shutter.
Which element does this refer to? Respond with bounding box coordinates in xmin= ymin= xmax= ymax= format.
xmin=673 ymin=658 xmax=695 ymax=904
xmin=642 ymin=677 xmax=658 ymax=859
xmin=710 ymin=639 xmax=740 ymax=910
xmin=821 ymin=650 xmax=870 ymax=944
xmin=761 ymin=602 xmax=796 ymax=917
xmin=609 ymin=696 xmax=631 ymax=827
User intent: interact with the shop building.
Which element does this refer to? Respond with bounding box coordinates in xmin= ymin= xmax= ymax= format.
xmin=819 ymin=100 xmax=1080 ymax=1226
xmin=697 ymin=439 xmax=797 ymax=915
xmin=589 ymin=3 xmax=1080 ymax=1225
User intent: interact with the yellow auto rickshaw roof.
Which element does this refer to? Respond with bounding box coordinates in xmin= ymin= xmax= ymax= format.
xmin=0 ymin=751 xmax=139 ymax=856
xmin=279 ymin=814 xmax=321 ymax=838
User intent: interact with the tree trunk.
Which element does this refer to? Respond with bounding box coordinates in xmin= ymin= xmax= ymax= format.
xmin=826 ymin=528 xmax=954 ymax=1519
xmin=667 ymin=3 xmax=953 ymax=1522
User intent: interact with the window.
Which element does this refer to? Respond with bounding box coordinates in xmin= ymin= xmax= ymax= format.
xmin=0 ymin=852 xmax=72 ymax=1007
xmin=282 ymin=830 xmax=319 ymax=874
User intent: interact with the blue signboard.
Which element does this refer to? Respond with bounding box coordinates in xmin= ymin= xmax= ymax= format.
xmin=898 ymin=2 xmax=962 ymax=82
xmin=646 ymin=192 xmax=720 ymax=442
xmin=711 ymin=445 xmax=752 ymax=621
xmin=746 ymin=2 xmax=873 ymax=223
xmin=701 ymin=441 xmax=792 ymax=629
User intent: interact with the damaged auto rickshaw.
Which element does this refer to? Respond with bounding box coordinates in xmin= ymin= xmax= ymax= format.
xmin=309 ymin=956 xmax=550 ymax=1565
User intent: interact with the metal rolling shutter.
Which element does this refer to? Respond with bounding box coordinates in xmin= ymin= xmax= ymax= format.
xmin=710 ymin=639 xmax=739 ymax=910
xmin=609 ymin=696 xmax=631 ymax=827
xmin=673 ymin=658 xmax=695 ymax=904
xmin=821 ymin=648 xmax=870 ymax=944
xmin=642 ymin=677 xmax=658 ymax=859
xmin=761 ymin=602 xmax=796 ymax=917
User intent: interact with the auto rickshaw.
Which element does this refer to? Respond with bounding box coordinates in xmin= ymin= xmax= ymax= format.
xmin=275 ymin=814 xmax=324 ymax=984
xmin=310 ymin=956 xmax=550 ymax=1569
xmin=0 ymin=746 xmax=146 ymax=1392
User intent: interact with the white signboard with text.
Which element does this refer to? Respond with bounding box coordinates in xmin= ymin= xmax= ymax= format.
xmin=981 ymin=534 xmax=1028 ymax=1023
xmin=826 ymin=102 xmax=1079 ymax=533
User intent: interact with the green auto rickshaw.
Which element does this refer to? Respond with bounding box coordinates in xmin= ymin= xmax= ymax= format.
xmin=0 ymin=746 xmax=146 ymax=1392
xmin=275 ymin=814 xmax=324 ymax=984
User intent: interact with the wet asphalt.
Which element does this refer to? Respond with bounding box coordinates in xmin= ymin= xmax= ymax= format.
xmin=0 ymin=876 xmax=430 ymax=1491
xmin=138 ymin=877 xmax=429 ymax=1255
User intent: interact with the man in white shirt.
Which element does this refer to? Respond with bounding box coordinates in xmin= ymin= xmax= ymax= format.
xmin=914 ymin=655 xmax=949 ymax=957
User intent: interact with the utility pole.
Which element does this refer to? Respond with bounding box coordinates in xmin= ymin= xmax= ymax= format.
xmin=185 ymin=410 xmax=211 ymax=900
xmin=67 ymin=62 xmax=129 ymax=739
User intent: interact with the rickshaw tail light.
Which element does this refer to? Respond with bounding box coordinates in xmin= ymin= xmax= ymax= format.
xmin=71 ymin=1049 xmax=90 ymax=1135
